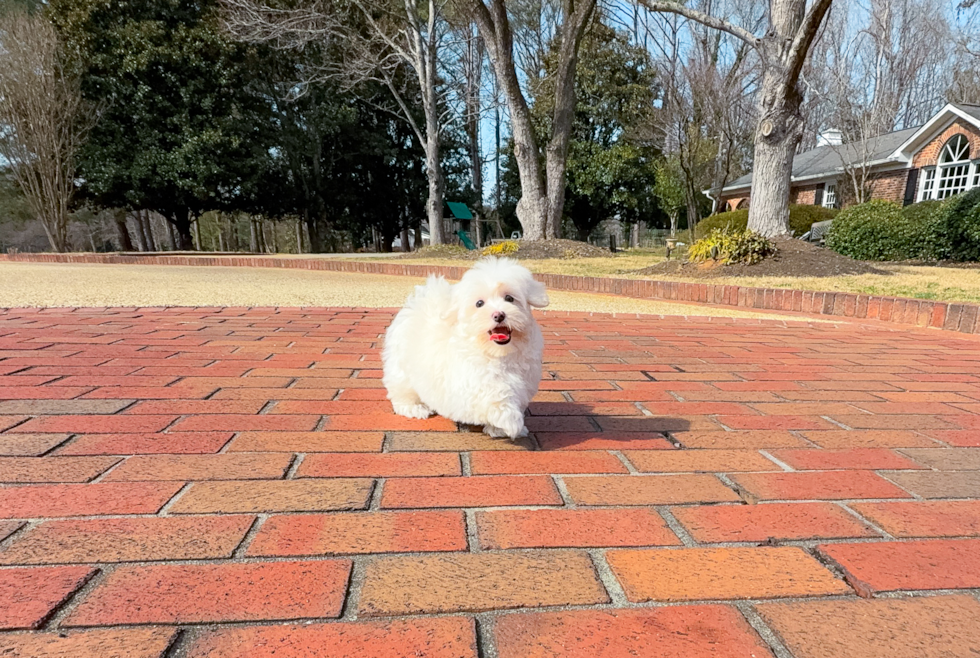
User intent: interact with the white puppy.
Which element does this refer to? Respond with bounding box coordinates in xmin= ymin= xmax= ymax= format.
xmin=382 ymin=257 xmax=549 ymax=439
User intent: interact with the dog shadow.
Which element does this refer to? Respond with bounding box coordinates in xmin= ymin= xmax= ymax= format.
xmin=525 ymin=401 xmax=690 ymax=451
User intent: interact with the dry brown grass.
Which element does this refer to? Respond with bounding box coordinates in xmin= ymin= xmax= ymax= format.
xmin=390 ymin=251 xmax=980 ymax=304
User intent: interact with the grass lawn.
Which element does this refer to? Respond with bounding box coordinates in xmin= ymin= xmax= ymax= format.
xmin=376 ymin=249 xmax=980 ymax=305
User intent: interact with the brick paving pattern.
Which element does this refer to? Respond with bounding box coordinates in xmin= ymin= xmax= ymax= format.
xmin=1 ymin=306 xmax=980 ymax=656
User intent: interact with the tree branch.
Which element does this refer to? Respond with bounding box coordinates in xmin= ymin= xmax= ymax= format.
xmin=635 ymin=0 xmax=760 ymax=48
xmin=784 ymin=0 xmax=833 ymax=88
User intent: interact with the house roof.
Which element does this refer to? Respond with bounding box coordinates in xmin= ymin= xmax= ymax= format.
xmin=716 ymin=103 xmax=980 ymax=195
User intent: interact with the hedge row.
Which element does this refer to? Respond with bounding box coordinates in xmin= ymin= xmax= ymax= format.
xmin=826 ymin=189 xmax=980 ymax=262
xmin=696 ymin=205 xmax=837 ymax=239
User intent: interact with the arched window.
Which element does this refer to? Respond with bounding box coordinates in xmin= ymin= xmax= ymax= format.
xmin=936 ymin=134 xmax=971 ymax=199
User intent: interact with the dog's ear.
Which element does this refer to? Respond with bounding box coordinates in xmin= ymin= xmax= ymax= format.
xmin=525 ymin=277 xmax=549 ymax=308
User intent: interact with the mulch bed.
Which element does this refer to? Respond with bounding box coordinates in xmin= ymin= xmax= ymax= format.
xmin=399 ymin=239 xmax=611 ymax=261
xmin=634 ymin=238 xmax=887 ymax=278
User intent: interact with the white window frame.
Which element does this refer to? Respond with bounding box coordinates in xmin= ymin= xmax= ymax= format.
xmin=935 ymin=134 xmax=972 ymax=199
xmin=822 ymin=183 xmax=837 ymax=208
xmin=917 ymin=167 xmax=937 ymax=201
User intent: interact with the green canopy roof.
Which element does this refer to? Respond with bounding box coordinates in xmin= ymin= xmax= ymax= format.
xmin=446 ymin=202 xmax=473 ymax=220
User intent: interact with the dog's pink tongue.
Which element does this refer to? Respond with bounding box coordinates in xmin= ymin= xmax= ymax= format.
xmin=490 ymin=333 xmax=509 ymax=341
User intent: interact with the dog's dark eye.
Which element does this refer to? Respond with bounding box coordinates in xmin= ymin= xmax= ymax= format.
xmin=475 ymin=300 xmax=484 ymax=308
xmin=504 ymin=295 xmax=514 ymax=303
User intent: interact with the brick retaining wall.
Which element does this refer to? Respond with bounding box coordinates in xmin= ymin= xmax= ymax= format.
xmin=3 ymin=251 xmax=980 ymax=335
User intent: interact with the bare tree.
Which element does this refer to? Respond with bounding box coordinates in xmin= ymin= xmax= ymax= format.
xmin=463 ymin=0 xmax=597 ymax=240
xmin=800 ymin=0 xmax=955 ymax=203
xmin=221 ymin=0 xmax=450 ymax=244
xmin=0 ymin=11 xmax=92 ymax=252
xmin=638 ymin=0 xmax=833 ymax=237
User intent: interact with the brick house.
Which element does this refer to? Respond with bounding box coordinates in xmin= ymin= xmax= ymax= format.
xmin=711 ymin=103 xmax=980 ymax=212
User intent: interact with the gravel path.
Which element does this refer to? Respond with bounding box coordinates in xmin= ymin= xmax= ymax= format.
xmin=0 ymin=261 xmax=806 ymax=319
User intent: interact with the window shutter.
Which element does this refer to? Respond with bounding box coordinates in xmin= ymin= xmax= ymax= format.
xmin=814 ymin=184 xmax=824 ymax=207
xmin=903 ymin=169 xmax=919 ymax=206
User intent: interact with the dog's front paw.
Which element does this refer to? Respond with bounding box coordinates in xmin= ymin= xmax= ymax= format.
xmin=484 ymin=407 xmax=528 ymax=440
xmin=393 ymin=403 xmax=433 ymax=419
xmin=484 ymin=424 xmax=509 ymax=438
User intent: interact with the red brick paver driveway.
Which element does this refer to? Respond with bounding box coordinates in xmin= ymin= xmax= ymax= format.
xmin=2 ymin=306 xmax=980 ymax=657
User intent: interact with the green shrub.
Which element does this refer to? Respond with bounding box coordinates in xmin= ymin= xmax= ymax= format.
xmin=826 ymin=200 xmax=918 ymax=261
xmin=789 ymin=204 xmax=838 ymax=237
xmin=696 ymin=209 xmax=748 ymax=238
xmin=688 ymin=227 xmax=775 ymax=265
xmin=923 ymin=188 xmax=980 ymax=261
xmin=696 ymin=205 xmax=837 ymax=239
xmin=901 ymin=199 xmax=944 ymax=225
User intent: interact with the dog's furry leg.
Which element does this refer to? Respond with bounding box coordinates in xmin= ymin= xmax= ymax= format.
xmin=383 ymin=362 xmax=432 ymax=419
xmin=484 ymin=404 xmax=527 ymax=439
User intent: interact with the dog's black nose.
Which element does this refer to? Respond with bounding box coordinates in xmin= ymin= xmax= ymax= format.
xmin=492 ymin=311 xmax=506 ymax=323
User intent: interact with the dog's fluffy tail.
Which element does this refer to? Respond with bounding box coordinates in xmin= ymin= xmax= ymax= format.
xmin=405 ymin=275 xmax=453 ymax=320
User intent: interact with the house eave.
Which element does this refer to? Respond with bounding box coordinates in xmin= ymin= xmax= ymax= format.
xmin=710 ymin=158 xmax=908 ymax=197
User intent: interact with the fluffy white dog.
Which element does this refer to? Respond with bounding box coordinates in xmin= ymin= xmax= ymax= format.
xmin=382 ymin=257 xmax=549 ymax=439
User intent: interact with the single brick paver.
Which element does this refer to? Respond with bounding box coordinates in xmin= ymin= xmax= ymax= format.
xmin=819 ymin=538 xmax=980 ymax=595
xmin=672 ymin=502 xmax=876 ymax=542
xmin=101 ymin=453 xmax=293 ymax=481
xmin=296 ymin=452 xmax=461 ymax=477
xmin=246 ymin=511 xmax=467 ymax=556
xmin=381 ymin=475 xmax=562 ymax=508
xmin=0 ymin=456 xmax=120 ymax=483
xmin=167 ymin=478 xmax=373 ymax=513
xmin=65 ymin=559 xmax=351 ymax=626
xmin=0 ymin=566 xmax=95 ymax=630
xmin=493 ymin=605 xmax=775 ymax=658
xmin=476 ymin=508 xmax=680 ymax=549
xmin=357 ymin=552 xmax=609 ymax=615
xmin=757 ymin=595 xmax=980 ymax=658
xmin=563 ymin=474 xmax=741 ymax=505
xmin=0 ymin=516 xmax=253 ymax=564
xmin=729 ymin=471 xmax=913 ymax=502
xmin=850 ymin=500 xmax=980 ymax=537
xmin=5 ymin=306 xmax=980 ymax=654
xmin=0 ymin=627 xmax=179 ymax=658
xmin=878 ymin=470 xmax=980 ymax=498
xmin=0 ymin=482 xmax=183 ymax=518
xmin=0 ymin=433 xmax=71 ymax=456
xmin=606 ymin=547 xmax=850 ymax=601
xmin=184 ymin=618 xmax=478 ymax=658
xmin=57 ymin=432 xmax=234 ymax=455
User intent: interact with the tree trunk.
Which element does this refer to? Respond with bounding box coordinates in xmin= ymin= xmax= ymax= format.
xmin=295 ymin=218 xmax=304 ymax=254
xmin=424 ymin=132 xmax=445 ymax=246
xmin=249 ymin=219 xmax=259 ymax=252
xmin=638 ymin=0 xmax=831 ymax=239
xmin=400 ymin=227 xmax=410 ymax=252
xmin=470 ymin=0 xmax=595 ymax=242
xmin=747 ymin=63 xmax=803 ymax=237
xmin=669 ymin=211 xmax=678 ymax=238
xmin=132 ymin=212 xmax=148 ymax=251
xmin=112 ymin=209 xmax=134 ymax=251
xmin=414 ymin=218 xmax=423 ymax=251
xmin=218 ymin=215 xmax=227 ymax=252
xmin=467 ymin=30 xmax=485 ymax=248
xmin=169 ymin=211 xmax=194 ymax=251
xmin=630 ymin=222 xmax=640 ymax=248
xmin=142 ymin=210 xmax=157 ymax=251
xmin=686 ymin=200 xmax=700 ymax=239
xmin=543 ymin=2 xmax=595 ymax=239
xmin=165 ymin=218 xmax=177 ymax=251
xmin=191 ymin=218 xmax=201 ymax=251
xmin=472 ymin=0 xmax=548 ymax=240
